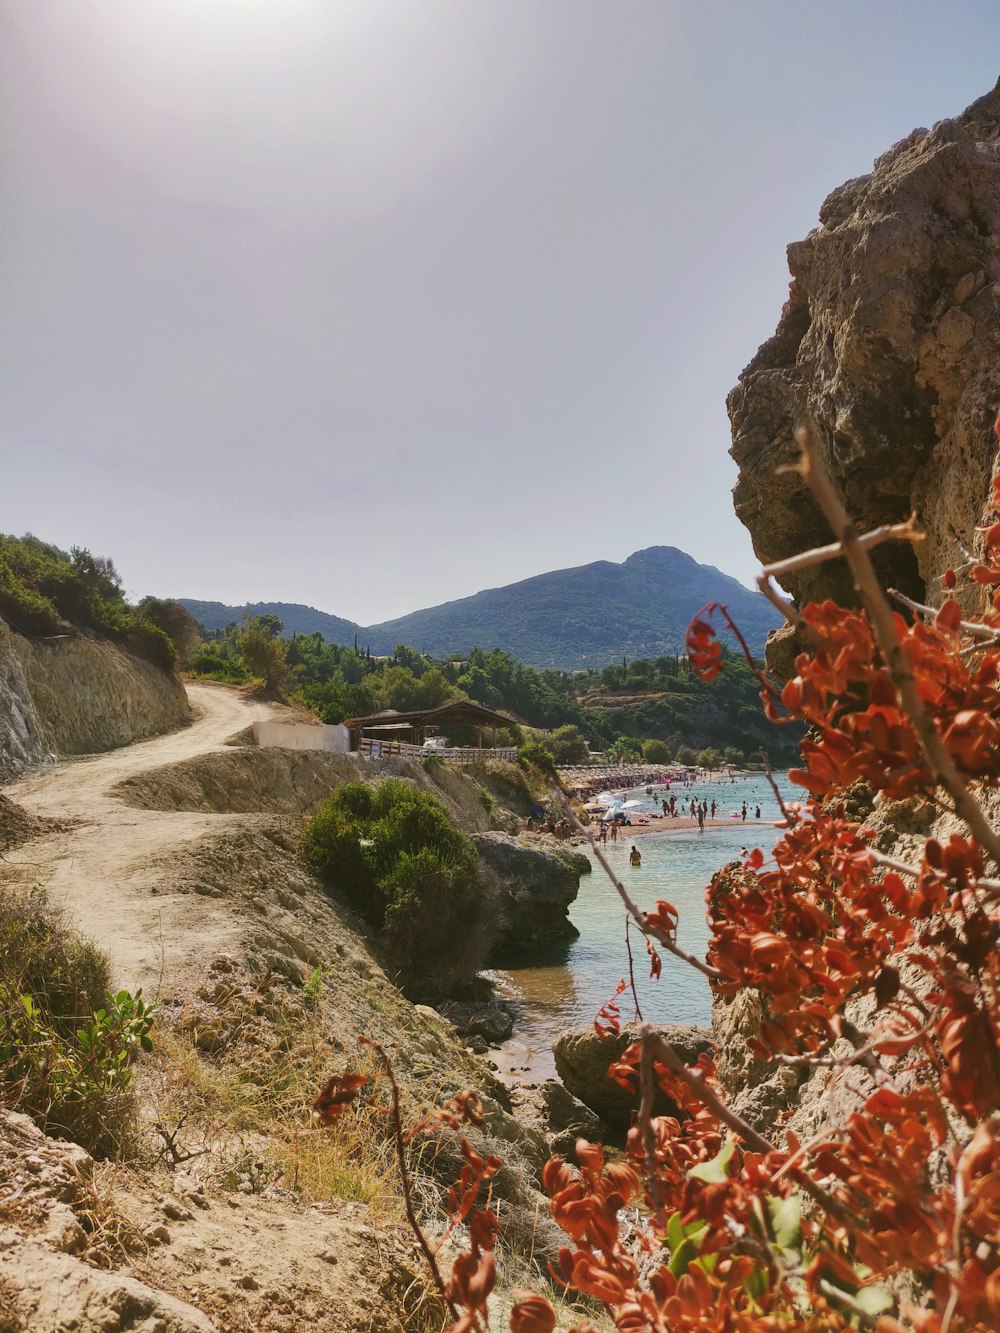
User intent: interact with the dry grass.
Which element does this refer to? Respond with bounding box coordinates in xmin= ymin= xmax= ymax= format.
xmin=145 ymin=998 xmax=406 ymax=1220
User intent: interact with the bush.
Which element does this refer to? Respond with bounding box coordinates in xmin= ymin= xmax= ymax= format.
xmin=641 ymin=738 xmax=671 ymax=764
xmin=518 ymin=740 xmax=556 ymax=776
xmin=300 ymin=780 xmax=486 ymax=996
xmin=0 ymin=889 xmax=154 ymax=1157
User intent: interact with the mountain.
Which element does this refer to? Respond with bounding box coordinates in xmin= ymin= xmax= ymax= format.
xmin=178 ymin=547 xmax=781 ymax=669
xmin=177 ymin=600 xmax=364 ymax=645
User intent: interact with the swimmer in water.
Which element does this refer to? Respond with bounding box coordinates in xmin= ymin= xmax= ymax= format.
xmin=629 ymin=845 xmax=641 ymax=867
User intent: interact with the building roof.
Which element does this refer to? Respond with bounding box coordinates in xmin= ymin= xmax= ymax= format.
xmin=343 ymin=698 xmax=515 ymax=732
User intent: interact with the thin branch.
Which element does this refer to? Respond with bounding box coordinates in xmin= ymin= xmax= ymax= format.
xmin=646 ymin=1031 xmax=865 ymax=1233
xmin=625 ymin=916 xmax=644 ymax=1023
xmin=638 ymin=1031 xmax=664 ymax=1224
xmin=756 ymin=573 xmax=805 ymax=630
xmin=359 ymin=1038 xmax=459 ymax=1323
xmin=760 ymin=520 xmax=923 ymax=581
xmin=760 ymin=750 xmax=797 ymax=826
xmin=888 ymin=586 xmax=1000 ymax=642
xmin=795 ymin=427 xmax=1000 ymax=871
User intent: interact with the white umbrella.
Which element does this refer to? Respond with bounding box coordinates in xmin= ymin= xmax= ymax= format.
xmin=595 ymin=791 xmax=618 ymax=805
xmin=620 ymin=799 xmax=642 ymax=809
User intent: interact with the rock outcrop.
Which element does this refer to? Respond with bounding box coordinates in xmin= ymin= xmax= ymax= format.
xmin=0 ymin=1111 xmax=214 ymax=1333
xmin=729 ymin=80 xmax=1000 ymax=619
xmin=473 ymin=833 xmax=588 ymax=953
xmin=0 ymin=616 xmax=191 ymax=779
xmin=553 ymin=1025 xmax=713 ymax=1133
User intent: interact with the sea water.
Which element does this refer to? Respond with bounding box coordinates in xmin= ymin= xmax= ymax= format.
xmin=492 ymin=770 xmax=797 ymax=1081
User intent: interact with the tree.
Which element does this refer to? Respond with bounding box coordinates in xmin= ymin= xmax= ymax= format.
xmin=544 ymin=724 xmax=589 ymax=765
xmin=239 ymin=614 xmax=288 ymax=695
xmin=606 ymin=734 xmax=642 ymax=763
xmin=641 ymin=737 xmax=671 ymax=764
xmin=137 ymin=597 xmax=200 ymax=663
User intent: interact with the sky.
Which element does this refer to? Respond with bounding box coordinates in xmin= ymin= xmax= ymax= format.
xmin=2 ymin=2 xmax=998 ymax=625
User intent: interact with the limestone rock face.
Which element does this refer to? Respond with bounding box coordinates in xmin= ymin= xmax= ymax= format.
xmin=729 ymin=80 xmax=1000 ymax=614
xmin=553 ymin=1025 xmax=713 ymax=1132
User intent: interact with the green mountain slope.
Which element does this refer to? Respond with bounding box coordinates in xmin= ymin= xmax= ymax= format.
xmin=363 ymin=547 xmax=778 ymax=667
xmin=177 ymin=600 xmax=363 ymax=646
xmin=179 ymin=547 xmax=779 ymax=669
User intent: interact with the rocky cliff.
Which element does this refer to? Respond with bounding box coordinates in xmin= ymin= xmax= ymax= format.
xmin=0 ymin=617 xmax=191 ymax=780
xmin=729 ymin=80 xmax=1000 ymax=611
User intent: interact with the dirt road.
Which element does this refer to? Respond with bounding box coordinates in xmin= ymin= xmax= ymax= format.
xmin=2 ymin=683 xmax=278 ymax=995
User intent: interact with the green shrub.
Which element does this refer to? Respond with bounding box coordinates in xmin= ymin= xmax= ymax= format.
xmin=0 ymin=889 xmax=154 ymax=1157
xmin=518 ymin=740 xmax=556 ymax=776
xmin=300 ymin=780 xmax=486 ymax=996
xmin=641 ymin=738 xmax=672 ymax=764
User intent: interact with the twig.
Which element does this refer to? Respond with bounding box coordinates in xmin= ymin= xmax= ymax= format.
xmin=646 ymin=1031 xmax=864 ymax=1233
xmin=625 ymin=916 xmax=644 ymax=1023
xmin=888 ymin=586 xmax=1000 ymax=642
xmin=795 ymin=427 xmax=1000 ymax=870
xmin=759 ymin=750 xmax=796 ymax=826
xmin=152 ymin=1116 xmax=209 ymax=1168
xmin=638 ymin=1031 xmax=663 ymax=1224
xmin=359 ymin=1038 xmax=459 ymax=1323
xmin=817 ymin=1278 xmax=891 ymax=1326
xmin=761 ymin=521 xmax=922 ymax=580
xmin=756 ymin=573 xmax=805 ymax=630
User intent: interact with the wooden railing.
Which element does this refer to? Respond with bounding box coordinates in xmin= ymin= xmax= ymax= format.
xmin=358 ymin=738 xmax=518 ymax=764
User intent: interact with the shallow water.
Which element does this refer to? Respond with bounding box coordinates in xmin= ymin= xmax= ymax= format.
xmin=492 ymin=771 xmax=796 ymax=1081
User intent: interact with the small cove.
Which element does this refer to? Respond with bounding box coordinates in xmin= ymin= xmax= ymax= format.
xmin=492 ymin=770 xmax=796 ymax=1081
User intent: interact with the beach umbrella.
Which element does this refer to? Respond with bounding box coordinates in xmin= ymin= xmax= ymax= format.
xmin=595 ymin=791 xmax=618 ymax=805
xmin=620 ymin=799 xmax=642 ymax=809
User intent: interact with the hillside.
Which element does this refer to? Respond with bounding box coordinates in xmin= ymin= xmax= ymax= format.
xmin=178 ymin=599 xmax=364 ymax=646
xmin=179 ymin=546 xmax=779 ymax=669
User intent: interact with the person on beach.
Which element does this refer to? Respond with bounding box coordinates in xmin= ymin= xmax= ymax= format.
xmin=741 ymin=802 xmax=747 ymax=821
xmin=755 ymin=805 xmax=761 ymax=819
xmin=697 ymin=807 xmax=705 ymax=831
xmin=610 ymin=820 xmax=619 ymax=843
xmin=629 ymin=845 xmax=641 ymax=867
xmin=711 ymin=800 xmax=717 ymax=818
xmin=599 ymin=822 xmax=608 ymax=844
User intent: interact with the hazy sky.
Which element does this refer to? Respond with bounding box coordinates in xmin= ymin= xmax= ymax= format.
xmin=3 ymin=2 xmax=998 ymax=624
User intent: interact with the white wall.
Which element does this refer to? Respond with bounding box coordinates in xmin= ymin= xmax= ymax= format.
xmin=252 ymin=720 xmax=350 ymax=753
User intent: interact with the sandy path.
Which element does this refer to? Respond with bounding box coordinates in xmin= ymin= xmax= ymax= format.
xmin=2 ymin=683 xmax=278 ymax=996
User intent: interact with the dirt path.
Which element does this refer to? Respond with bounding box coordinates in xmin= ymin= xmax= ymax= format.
xmin=2 ymin=683 xmax=278 ymax=995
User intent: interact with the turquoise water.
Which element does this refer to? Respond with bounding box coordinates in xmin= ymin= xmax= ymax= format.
xmin=493 ymin=771 xmax=796 ymax=1081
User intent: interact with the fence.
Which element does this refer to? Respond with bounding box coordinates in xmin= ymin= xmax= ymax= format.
xmin=357 ymin=738 xmax=518 ymax=764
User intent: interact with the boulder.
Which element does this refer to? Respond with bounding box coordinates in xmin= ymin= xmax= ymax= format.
xmin=472 ymin=832 xmax=584 ymax=954
xmin=436 ymin=999 xmax=517 ymax=1046
xmin=539 ymin=1079 xmax=609 ymax=1159
xmin=553 ymin=1025 xmax=713 ymax=1132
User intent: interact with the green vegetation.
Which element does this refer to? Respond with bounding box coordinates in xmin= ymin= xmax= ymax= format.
xmin=300 ymin=781 xmax=488 ymax=997
xmin=0 ymin=888 xmax=155 ymax=1157
xmin=0 ymin=533 xmax=196 ymax=672
xmin=188 ymin=612 xmax=799 ymax=765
